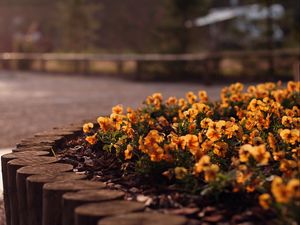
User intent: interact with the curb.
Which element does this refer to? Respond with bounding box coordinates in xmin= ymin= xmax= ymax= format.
xmin=1 ymin=123 xmax=189 ymax=225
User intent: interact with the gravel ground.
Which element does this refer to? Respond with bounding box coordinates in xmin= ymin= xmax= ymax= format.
xmin=0 ymin=71 xmax=225 ymax=148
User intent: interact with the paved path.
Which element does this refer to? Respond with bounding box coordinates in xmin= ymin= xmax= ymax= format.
xmin=0 ymin=71 xmax=224 ymax=148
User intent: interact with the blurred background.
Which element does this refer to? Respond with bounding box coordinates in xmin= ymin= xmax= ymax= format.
xmin=0 ymin=0 xmax=299 ymax=148
xmin=0 ymin=1 xmax=299 ymax=215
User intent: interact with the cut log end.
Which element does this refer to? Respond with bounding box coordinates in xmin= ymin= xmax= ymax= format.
xmin=98 ymin=212 xmax=188 ymax=225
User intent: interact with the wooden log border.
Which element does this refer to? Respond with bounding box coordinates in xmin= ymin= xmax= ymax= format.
xmin=1 ymin=122 xmax=189 ymax=225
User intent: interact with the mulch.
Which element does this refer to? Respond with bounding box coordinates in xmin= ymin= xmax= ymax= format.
xmin=57 ymin=134 xmax=277 ymax=225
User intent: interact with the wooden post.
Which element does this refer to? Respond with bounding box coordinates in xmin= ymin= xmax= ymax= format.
xmin=62 ymin=189 xmax=124 ymax=225
xmin=16 ymin=163 xmax=74 ymax=225
xmin=293 ymin=61 xmax=299 ymax=81
xmin=40 ymin=59 xmax=46 ymax=72
xmin=1 ymin=151 xmax=49 ymax=225
xmin=83 ymin=60 xmax=90 ymax=75
xmin=7 ymin=156 xmax=58 ymax=225
xmin=116 ymin=61 xmax=123 ymax=76
xmin=42 ymin=180 xmax=106 ymax=225
xmin=98 ymin=212 xmax=188 ymax=225
xmin=12 ymin=145 xmax=53 ymax=153
xmin=75 ymin=201 xmax=145 ymax=225
xmin=27 ymin=172 xmax=87 ymax=225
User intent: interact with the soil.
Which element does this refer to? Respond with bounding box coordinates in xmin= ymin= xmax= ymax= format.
xmin=57 ymin=133 xmax=277 ymax=225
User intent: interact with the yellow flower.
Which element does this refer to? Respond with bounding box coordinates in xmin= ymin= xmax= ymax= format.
xmin=204 ymin=164 xmax=219 ymax=182
xmin=174 ymin=167 xmax=188 ymax=180
xmin=124 ymin=144 xmax=133 ymax=160
xmin=82 ymin=122 xmax=94 ymax=133
xmin=206 ymin=128 xmax=221 ymax=142
xmin=280 ymin=129 xmax=299 ymax=145
xmin=85 ymin=133 xmax=97 ymax=145
xmin=259 ymin=193 xmax=272 ymax=209
xmin=194 ymin=155 xmax=211 ymax=174
xmin=112 ymin=104 xmax=123 ymax=114
xmin=213 ymin=142 xmax=228 ymax=158
xmin=97 ymin=116 xmax=111 ymax=132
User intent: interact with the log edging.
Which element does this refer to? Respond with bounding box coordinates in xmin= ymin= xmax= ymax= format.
xmin=1 ymin=123 xmax=189 ymax=225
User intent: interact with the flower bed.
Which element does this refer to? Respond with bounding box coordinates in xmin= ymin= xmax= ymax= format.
xmin=58 ymin=81 xmax=300 ymax=224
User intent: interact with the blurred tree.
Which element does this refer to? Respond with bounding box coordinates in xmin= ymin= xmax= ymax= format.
xmin=55 ymin=0 xmax=101 ymax=52
xmin=157 ymin=0 xmax=212 ymax=53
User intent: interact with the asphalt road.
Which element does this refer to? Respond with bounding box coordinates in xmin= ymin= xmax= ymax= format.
xmin=0 ymin=71 xmax=224 ymax=148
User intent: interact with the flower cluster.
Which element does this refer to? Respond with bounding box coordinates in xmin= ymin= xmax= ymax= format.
xmin=83 ymin=81 xmax=300 ymax=217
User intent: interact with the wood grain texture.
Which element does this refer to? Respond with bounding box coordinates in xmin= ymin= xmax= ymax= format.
xmin=62 ymin=189 xmax=124 ymax=225
xmin=98 ymin=212 xmax=188 ymax=225
xmin=17 ymin=163 xmax=73 ymax=225
xmin=27 ymin=172 xmax=87 ymax=225
xmin=43 ymin=180 xmax=106 ymax=225
xmin=75 ymin=200 xmax=145 ymax=225
xmin=7 ymin=156 xmax=58 ymax=225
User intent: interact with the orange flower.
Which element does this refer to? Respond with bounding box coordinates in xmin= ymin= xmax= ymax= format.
xmin=82 ymin=122 xmax=94 ymax=133
xmin=112 ymin=104 xmax=123 ymax=114
xmin=236 ymin=165 xmax=252 ymax=184
xmin=248 ymin=144 xmax=270 ymax=166
xmin=287 ymin=81 xmax=300 ymax=92
xmin=279 ymin=159 xmax=297 ymax=176
xmin=194 ymin=155 xmax=211 ymax=174
xmin=282 ymin=116 xmax=293 ymax=127
xmin=97 ymin=116 xmax=111 ymax=132
xmin=186 ymin=91 xmax=197 ymax=104
xmin=267 ymin=133 xmax=276 ymax=151
xmin=213 ymin=142 xmax=228 ymax=158
xmin=110 ymin=113 xmax=124 ymax=130
xmin=124 ymin=144 xmax=133 ymax=160
xmin=204 ymin=164 xmax=219 ymax=182
xmin=216 ymin=120 xmax=226 ymax=133
xmin=287 ymin=179 xmax=300 ymax=199
xmin=85 ymin=133 xmax=97 ymax=145
xmin=259 ymin=193 xmax=272 ymax=209
xmin=166 ymin=96 xmax=178 ymax=106
xmin=224 ymin=122 xmax=239 ymax=138
xmin=271 ymin=177 xmax=289 ymax=203
xmin=183 ymin=108 xmax=198 ymax=122
xmin=174 ymin=167 xmax=188 ymax=180
xmin=239 ymin=144 xmax=252 ymax=163
xmin=181 ymin=134 xmax=199 ymax=155
xmin=280 ymin=129 xmax=299 ymax=145
xmin=200 ymin=118 xmax=213 ymax=129
xmin=206 ymin=128 xmax=221 ymax=142
xmin=144 ymin=130 xmax=164 ymax=146
xmin=198 ymin=90 xmax=208 ymax=102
